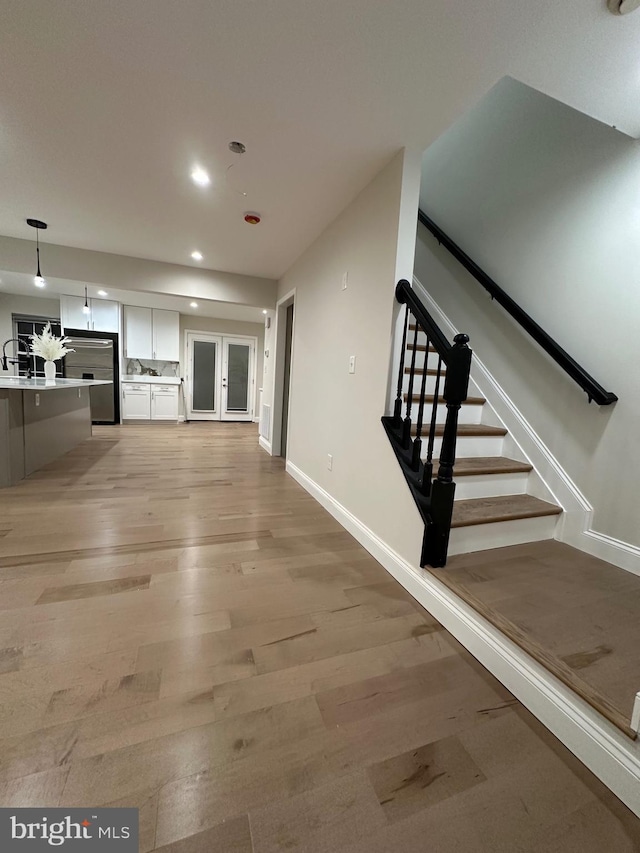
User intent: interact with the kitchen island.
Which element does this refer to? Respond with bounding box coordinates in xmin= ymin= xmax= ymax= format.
xmin=0 ymin=377 xmax=112 ymax=488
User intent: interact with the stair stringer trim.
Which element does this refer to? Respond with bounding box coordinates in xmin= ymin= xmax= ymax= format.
xmin=285 ymin=458 xmax=640 ymax=818
xmin=412 ymin=275 xmax=640 ymax=577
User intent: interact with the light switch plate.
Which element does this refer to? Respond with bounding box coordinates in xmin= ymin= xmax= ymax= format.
xmin=342 ymin=271 xmax=348 ymax=290
xmin=349 ymin=355 xmax=356 ymax=374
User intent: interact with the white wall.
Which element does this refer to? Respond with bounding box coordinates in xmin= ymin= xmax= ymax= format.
xmin=272 ymin=150 xmax=424 ymax=563
xmin=178 ymin=315 xmax=264 ymax=417
xmin=0 ymin=293 xmax=61 ymax=373
xmin=417 ymin=77 xmax=640 ymax=546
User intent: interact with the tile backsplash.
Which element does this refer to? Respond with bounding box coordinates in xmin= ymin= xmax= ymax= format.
xmin=125 ymin=358 xmax=180 ymax=378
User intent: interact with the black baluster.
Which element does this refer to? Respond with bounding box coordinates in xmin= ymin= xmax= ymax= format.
xmin=421 ymin=355 xmax=443 ymax=496
xmin=423 ymin=334 xmax=471 ymax=568
xmin=393 ymin=305 xmax=409 ymax=427
xmin=411 ymin=336 xmax=429 ymax=471
xmin=402 ymin=320 xmax=419 ymax=448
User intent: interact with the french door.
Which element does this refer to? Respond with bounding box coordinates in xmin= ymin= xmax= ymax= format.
xmin=185 ymin=332 xmax=255 ymax=422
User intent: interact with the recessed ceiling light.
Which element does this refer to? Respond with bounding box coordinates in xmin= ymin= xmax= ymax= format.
xmin=191 ymin=251 xmax=203 ymax=261
xmin=190 ymin=302 xmax=198 ymax=308
xmin=262 ymin=309 xmax=268 ymax=315
xmin=191 ymin=166 xmax=210 ymax=187
xmin=97 ymin=289 xmax=108 ymax=297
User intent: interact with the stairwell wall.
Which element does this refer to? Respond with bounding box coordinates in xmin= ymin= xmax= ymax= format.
xmin=417 ymin=77 xmax=640 ymax=551
xmin=270 ymin=149 xmax=424 ymax=563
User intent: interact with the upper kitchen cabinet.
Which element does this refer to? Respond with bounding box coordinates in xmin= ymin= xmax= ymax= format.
xmin=152 ymin=309 xmax=180 ymax=361
xmin=91 ymin=299 xmax=120 ymax=333
xmin=124 ymin=306 xmax=179 ymax=361
xmin=124 ymin=306 xmax=153 ymax=359
xmin=60 ymin=295 xmax=120 ymax=333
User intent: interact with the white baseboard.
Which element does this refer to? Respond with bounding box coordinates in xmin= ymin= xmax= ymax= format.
xmin=286 ymin=459 xmax=640 ymax=817
xmin=258 ymin=435 xmax=272 ymax=455
xmin=412 ymin=276 xmax=640 ymax=577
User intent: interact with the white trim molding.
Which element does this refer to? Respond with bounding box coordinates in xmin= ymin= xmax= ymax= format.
xmin=286 ymin=459 xmax=640 ymax=818
xmin=258 ymin=435 xmax=272 ymax=454
xmin=412 ymin=276 xmax=640 ymax=577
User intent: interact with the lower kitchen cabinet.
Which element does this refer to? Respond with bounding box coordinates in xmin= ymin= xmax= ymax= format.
xmin=151 ymin=385 xmax=180 ymax=420
xmin=122 ymin=383 xmax=151 ymax=420
xmin=122 ymin=383 xmax=179 ymax=421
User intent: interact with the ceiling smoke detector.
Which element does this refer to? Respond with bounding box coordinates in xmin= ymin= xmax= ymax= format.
xmin=229 ymin=141 xmax=246 ymax=154
xmin=607 ymin=0 xmax=640 ymax=14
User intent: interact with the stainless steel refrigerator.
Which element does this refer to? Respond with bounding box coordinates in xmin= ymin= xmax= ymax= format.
xmin=63 ymin=330 xmax=120 ymax=424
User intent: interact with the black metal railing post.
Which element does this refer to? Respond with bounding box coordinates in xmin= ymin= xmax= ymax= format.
xmin=402 ymin=321 xmax=419 ymax=449
xmin=411 ymin=335 xmax=429 ymax=471
xmin=393 ymin=305 xmax=409 ymax=427
xmin=422 ymin=334 xmax=471 ymax=567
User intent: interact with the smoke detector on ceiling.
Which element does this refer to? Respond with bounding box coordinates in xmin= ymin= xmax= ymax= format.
xmin=229 ymin=141 xmax=246 ymax=154
xmin=607 ymin=0 xmax=640 ymax=14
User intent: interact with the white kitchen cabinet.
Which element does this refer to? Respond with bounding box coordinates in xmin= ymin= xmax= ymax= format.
xmin=60 ymin=295 xmax=120 ymax=333
xmin=123 ymin=306 xmax=179 ymax=361
xmin=90 ymin=299 xmax=120 ymax=333
xmin=122 ymin=383 xmax=151 ymax=419
xmin=151 ymin=384 xmax=179 ymax=420
xmin=60 ymin=295 xmax=90 ymax=331
xmin=124 ymin=306 xmax=153 ymax=359
xmin=152 ymin=310 xmax=180 ymax=361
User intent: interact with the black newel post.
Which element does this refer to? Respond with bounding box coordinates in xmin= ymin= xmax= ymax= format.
xmin=423 ymin=334 xmax=471 ymax=568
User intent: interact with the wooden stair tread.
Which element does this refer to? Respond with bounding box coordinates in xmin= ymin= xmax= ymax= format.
xmin=451 ymin=494 xmax=562 ymax=528
xmin=411 ymin=423 xmax=507 ymax=437
xmin=453 ymin=457 xmax=532 ymax=476
xmin=404 ymin=394 xmax=485 ymax=405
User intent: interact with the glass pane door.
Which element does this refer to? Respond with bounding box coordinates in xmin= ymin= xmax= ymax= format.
xmin=222 ymin=338 xmax=254 ymax=421
xmin=186 ymin=333 xmax=221 ymax=420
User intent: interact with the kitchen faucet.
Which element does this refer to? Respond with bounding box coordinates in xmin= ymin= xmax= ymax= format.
xmin=1 ymin=339 xmax=33 ymax=378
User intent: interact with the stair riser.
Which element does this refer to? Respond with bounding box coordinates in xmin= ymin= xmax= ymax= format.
xmin=407 ymin=403 xmax=482 ymax=425
xmin=426 ymin=434 xmax=505 ymax=459
xmin=452 ymin=472 xmax=529 ymax=501
xmin=403 ymin=375 xmax=483 ymax=401
xmin=447 ymin=514 xmax=560 ymax=557
xmin=404 ymin=351 xmax=443 ymax=370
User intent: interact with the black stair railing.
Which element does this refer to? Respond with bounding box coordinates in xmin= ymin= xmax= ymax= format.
xmin=382 ymin=279 xmax=472 ymax=568
xmin=418 ymin=210 xmax=618 ymax=406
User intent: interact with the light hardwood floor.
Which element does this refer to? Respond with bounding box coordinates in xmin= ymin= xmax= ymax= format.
xmin=0 ymin=423 xmax=638 ymax=852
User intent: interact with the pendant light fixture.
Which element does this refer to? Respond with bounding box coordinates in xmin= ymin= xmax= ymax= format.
xmin=82 ymin=286 xmax=90 ymax=315
xmin=27 ymin=218 xmax=48 ymax=288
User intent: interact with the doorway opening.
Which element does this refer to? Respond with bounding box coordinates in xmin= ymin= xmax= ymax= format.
xmin=280 ymin=303 xmax=294 ymax=456
xmin=271 ymin=289 xmax=295 ymax=458
xmin=184 ymin=331 xmax=256 ymax=421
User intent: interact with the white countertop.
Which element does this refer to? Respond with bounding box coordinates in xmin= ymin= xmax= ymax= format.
xmin=0 ymin=377 xmax=113 ymax=391
xmin=121 ymin=375 xmax=182 ymax=385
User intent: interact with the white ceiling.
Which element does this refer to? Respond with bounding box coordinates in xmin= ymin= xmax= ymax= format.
xmin=2 ymin=1 xmax=640 ymax=280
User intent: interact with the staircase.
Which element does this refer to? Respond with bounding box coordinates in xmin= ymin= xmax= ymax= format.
xmin=405 ymin=323 xmax=562 ymax=558
xmin=383 ymin=280 xmax=562 ymax=567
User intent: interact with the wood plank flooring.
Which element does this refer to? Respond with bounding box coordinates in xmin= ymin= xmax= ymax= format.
xmin=433 ymin=541 xmax=640 ymax=737
xmin=0 ymin=424 xmax=638 ymax=852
